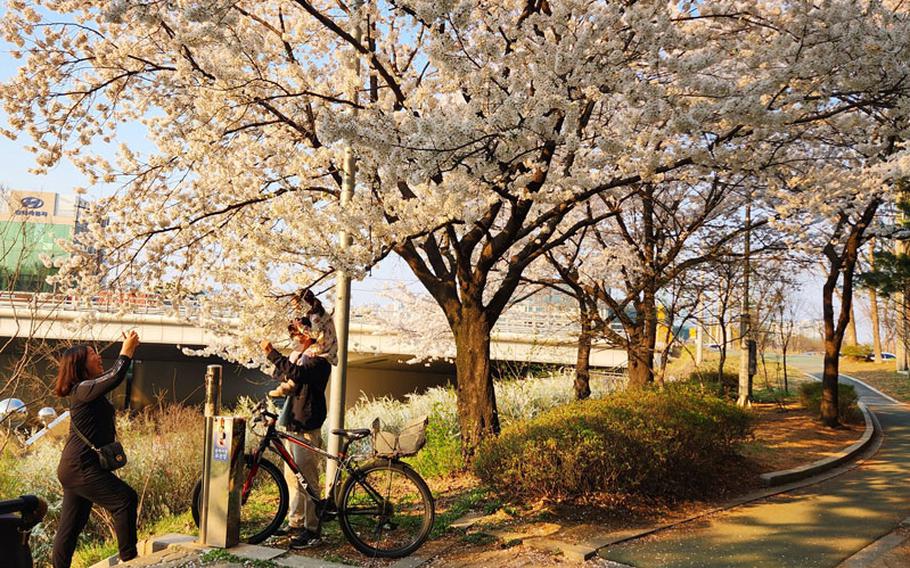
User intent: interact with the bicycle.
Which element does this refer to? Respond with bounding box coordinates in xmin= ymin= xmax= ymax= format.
xmin=191 ymin=401 xmax=435 ymax=558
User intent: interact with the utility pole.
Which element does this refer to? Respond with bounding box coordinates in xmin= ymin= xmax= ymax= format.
xmin=737 ymin=200 xmax=754 ymax=407
xmin=325 ymin=0 xmax=363 ymax=490
xmin=695 ymin=290 xmax=704 ymax=365
xmin=896 ymin=199 xmax=910 ymax=373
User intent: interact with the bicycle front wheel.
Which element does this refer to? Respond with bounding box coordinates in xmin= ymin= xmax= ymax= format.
xmin=338 ymin=460 xmax=435 ymax=558
xmin=191 ymin=455 xmax=289 ymax=544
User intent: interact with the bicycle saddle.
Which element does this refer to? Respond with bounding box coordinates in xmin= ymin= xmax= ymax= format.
xmin=331 ymin=428 xmax=371 ymax=439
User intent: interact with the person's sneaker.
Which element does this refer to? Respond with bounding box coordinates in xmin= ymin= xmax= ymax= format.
xmin=289 ymin=528 xmax=322 ymax=549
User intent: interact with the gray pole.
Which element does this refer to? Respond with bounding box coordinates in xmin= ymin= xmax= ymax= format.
xmin=737 ymin=201 xmax=752 ymax=407
xmin=325 ymin=2 xmax=363 ymax=490
xmin=199 ymin=364 xmax=222 ymax=545
xmin=695 ymin=317 xmax=704 ymax=366
xmin=896 ymin=208 xmax=909 ymax=372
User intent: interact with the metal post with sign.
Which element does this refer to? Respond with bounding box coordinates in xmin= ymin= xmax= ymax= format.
xmin=198 ymin=365 xmax=245 ymax=548
xmin=203 ymin=415 xmax=245 ymax=547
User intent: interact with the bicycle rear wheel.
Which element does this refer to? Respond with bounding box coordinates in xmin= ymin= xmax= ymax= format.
xmin=338 ymin=460 xmax=434 ymax=558
xmin=191 ymin=455 xmax=288 ymax=544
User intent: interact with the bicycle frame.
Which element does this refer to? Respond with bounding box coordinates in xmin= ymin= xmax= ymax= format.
xmin=245 ymin=412 xmax=390 ymax=523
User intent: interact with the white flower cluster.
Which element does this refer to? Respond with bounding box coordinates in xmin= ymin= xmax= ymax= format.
xmin=1 ymin=0 xmax=909 ymax=370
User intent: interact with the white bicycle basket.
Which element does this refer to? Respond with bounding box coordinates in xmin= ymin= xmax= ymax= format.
xmin=371 ymin=415 xmax=429 ymax=458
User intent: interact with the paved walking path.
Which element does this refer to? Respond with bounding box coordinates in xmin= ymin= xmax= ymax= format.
xmin=599 ymin=368 xmax=910 ymax=568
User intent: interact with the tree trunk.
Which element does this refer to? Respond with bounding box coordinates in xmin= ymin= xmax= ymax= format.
xmin=718 ymin=319 xmax=728 ymax=383
xmin=782 ymin=343 xmax=789 ymax=393
xmin=627 ymin=331 xmax=654 ymax=388
xmin=821 ymin=272 xmax=845 ymax=427
xmin=845 ymin=305 xmax=858 ymax=346
xmin=451 ymin=305 xmax=500 ymax=461
xmin=574 ymin=300 xmax=593 ymax=399
xmin=820 ymin=199 xmax=880 ymax=426
xmin=626 ymin=290 xmax=658 ymax=388
xmin=870 ymin=288 xmax=883 ymax=362
xmin=821 ymin=337 xmax=841 ymax=427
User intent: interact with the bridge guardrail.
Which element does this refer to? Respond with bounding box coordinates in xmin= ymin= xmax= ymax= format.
xmin=0 ymin=291 xmax=627 ymax=341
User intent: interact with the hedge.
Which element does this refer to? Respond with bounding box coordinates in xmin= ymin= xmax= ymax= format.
xmin=473 ymin=386 xmax=751 ymax=501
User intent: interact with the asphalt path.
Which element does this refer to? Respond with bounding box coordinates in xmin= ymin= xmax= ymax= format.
xmin=599 ymin=363 xmax=910 ymax=568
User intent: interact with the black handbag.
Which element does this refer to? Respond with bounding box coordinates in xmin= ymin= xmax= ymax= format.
xmin=71 ymin=424 xmax=127 ymax=471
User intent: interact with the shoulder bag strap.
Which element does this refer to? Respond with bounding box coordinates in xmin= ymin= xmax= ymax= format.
xmin=70 ymin=421 xmax=100 ymax=452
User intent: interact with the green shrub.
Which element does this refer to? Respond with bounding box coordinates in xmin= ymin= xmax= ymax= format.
xmin=684 ymin=370 xmax=740 ymax=399
xmin=345 ymin=370 xmax=626 ymax=478
xmin=473 ymin=386 xmax=752 ymax=501
xmin=798 ymin=381 xmax=863 ymax=424
xmin=840 ymin=344 xmax=872 ymax=361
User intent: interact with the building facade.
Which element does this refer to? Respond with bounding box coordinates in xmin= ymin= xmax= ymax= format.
xmin=0 ymin=190 xmax=84 ymax=291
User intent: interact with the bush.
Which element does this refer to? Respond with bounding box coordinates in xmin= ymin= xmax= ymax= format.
xmin=798 ymin=381 xmax=863 ymax=424
xmin=472 ymin=386 xmax=752 ymax=501
xmin=840 ymin=344 xmax=872 ymax=361
xmin=685 ymin=369 xmax=740 ymax=399
xmin=403 ymin=404 xmax=464 ymax=478
xmin=343 ymin=370 xmax=626 ymax=478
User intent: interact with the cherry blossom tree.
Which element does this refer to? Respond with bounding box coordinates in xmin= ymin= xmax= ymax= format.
xmin=4 ymin=0 xmax=910 ymax=454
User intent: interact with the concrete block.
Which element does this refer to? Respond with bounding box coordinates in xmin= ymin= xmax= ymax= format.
xmin=449 ymin=511 xmax=488 ymax=529
xmin=274 ymin=554 xmax=355 ymax=567
xmin=229 ymin=543 xmax=286 ymax=561
xmin=88 ymin=554 xmax=119 ymax=568
xmin=138 ymin=533 xmax=196 ymax=555
xmin=485 ymin=522 xmax=562 ymax=544
xmin=388 ymin=556 xmax=428 ymax=568
xmin=525 ymin=537 xmax=599 ymax=562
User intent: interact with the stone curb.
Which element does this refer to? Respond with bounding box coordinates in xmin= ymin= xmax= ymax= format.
xmin=760 ymin=400 xmax=878 ymax=486
xmin=592 ymin=379 xmax=886 ymax=559
xmin=836 ymin=516 xmax=910 ymax=568
xmin=465 ymin=384 xmax=886 ymax=564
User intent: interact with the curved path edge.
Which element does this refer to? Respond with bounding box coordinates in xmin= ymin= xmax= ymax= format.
xmin=760 ymin=400 xmax=878 ymax=487
xmin=590 ymin=385 xmax=886 ymax=557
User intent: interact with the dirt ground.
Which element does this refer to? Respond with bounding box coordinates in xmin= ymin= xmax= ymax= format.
xmin=284 ymin=402 xmax=865 ymax=567
xmin=742 ymin=401 xmax=863 ymax=472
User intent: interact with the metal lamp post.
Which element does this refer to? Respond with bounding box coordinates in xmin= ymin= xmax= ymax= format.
xmin=325 ymin=0 xmax=363 ymax=490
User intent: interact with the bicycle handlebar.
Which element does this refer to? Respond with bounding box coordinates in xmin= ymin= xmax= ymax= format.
xmin=249 ymin=401 xmax=278 ymax=424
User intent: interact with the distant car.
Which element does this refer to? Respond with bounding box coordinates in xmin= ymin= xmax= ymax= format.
xmin=707 ymin=343 xmax=721 ymax=351
xmin=865 ymin=352 xmax=896 ymax=361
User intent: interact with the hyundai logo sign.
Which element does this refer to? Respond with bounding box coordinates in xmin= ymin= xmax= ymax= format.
xmin=13 ymin=195 xmax=50 ymax=218
xmin=20 ymin=197 xmax=44 ymax=209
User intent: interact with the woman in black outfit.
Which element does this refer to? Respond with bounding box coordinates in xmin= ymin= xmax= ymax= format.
xmin=52 ymin=331 xmax=140 ymax=568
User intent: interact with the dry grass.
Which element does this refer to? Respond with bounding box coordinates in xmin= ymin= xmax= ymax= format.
xmin=839 ymin=358 xmax=910 ymax=402
xmin=837 ymin=359 xmax=910 ymax=403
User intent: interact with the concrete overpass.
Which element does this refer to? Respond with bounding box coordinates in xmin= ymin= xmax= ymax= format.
xmin=0 ymin=292 xmax=628 ymax=366
xmin=0 ymin=292 xmax=627 ymax=409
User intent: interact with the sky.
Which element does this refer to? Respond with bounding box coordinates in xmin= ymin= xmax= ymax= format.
xmin=0 ymin=17 xmax=882 ymax=345
xmin=0 ymin=22 xmax=424 ymax=307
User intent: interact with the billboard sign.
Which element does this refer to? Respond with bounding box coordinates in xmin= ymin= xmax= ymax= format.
xmin=1 ymin=191 xmax=58 ymax=223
